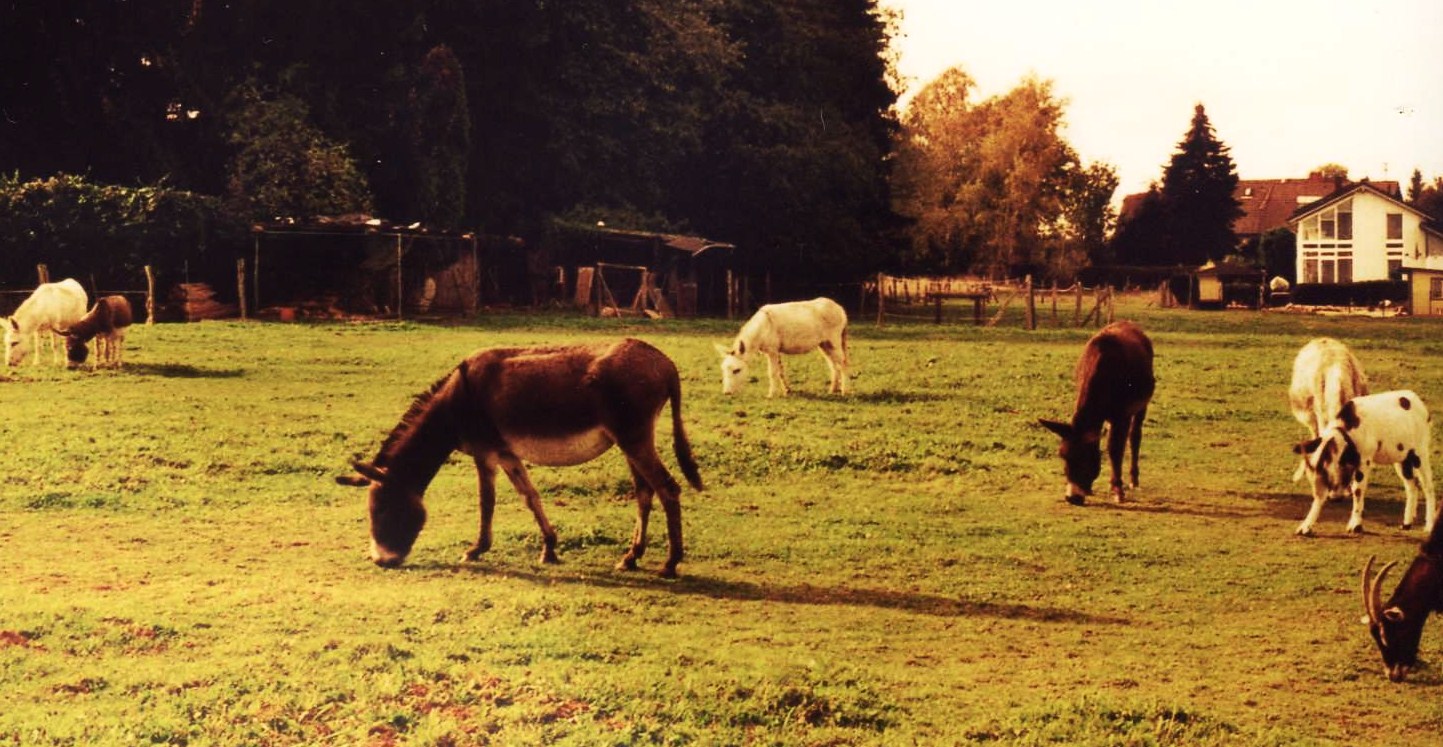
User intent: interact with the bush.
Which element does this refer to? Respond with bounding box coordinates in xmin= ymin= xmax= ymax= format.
xmin=1291 ymin=281 xmax=1408 ymax=307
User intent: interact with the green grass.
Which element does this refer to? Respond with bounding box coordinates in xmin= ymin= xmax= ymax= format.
xmin=3 ymin=299 xmax=1443 ymax=745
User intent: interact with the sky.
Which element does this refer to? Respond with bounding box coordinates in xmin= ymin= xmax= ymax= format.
xmin=881 ymin=0 xmax=1443 ymax=201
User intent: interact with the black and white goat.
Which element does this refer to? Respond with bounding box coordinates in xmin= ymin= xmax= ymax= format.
xmin=1288 ymin=337 xmax=1368 ymax=485
xmin=1294 ymin=390 xmax=1436 ymax=536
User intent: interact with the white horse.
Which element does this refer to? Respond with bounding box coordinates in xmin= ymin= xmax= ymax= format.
xmin=5 ymin=279 xmax=88 ymax=367
xmin=715 ymin=297 xmax=850 ymax=397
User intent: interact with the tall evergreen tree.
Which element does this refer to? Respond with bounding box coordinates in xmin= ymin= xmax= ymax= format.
xmin=1158 ymin=103 xmax=1243 ymax=265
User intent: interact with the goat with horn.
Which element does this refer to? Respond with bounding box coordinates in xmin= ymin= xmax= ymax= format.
xmin=1362 ymin=522 xmax=1443 ymax=681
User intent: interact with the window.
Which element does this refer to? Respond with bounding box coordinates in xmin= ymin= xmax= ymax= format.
xmin=1301 ymin=216 xmax=1319 ymax=242
xmin=1304 ymin=258 xmax=1319 ymax=284
xmin=1338 ymin=256 xmax=1354 ymax=284
xmin=1388 ymin=213 xmax=1404 ymax=240
xmin=1431 ymin=277 xmax=1443 ymax=300
xmin=1338 ymin=200 xmax=1353 ymax=240
xmin=1321 ymin=259 xmax=1336 ymax=284
xmin=1321 ymin=216 xmax=1335 ymax=239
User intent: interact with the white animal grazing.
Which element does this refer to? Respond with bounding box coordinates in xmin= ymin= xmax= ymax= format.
xmin=1294 ymin=390 xmax=1436 ymax=536
xmin=4 ymin=278 xmax=88 ymax=367
xmin=1288 ymin=338 xmax=1368 ymax=482
xmin=716 ymin=297 xmax=849 ymax=397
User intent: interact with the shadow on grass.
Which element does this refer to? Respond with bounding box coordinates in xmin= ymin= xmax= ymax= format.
xmin=122 ymin=362 xmax=246 ymax=379
xmin=1090 ymin=490 xmax=1424 ymax=544
xmin=429 ymin=561 xmax=1130 ymax=625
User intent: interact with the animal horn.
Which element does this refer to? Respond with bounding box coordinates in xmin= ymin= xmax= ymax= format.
xmin=1366 ymin=557 xmax=1399 ymax=628
xmin=1362 ymin=555 xmax=1379 ymax=625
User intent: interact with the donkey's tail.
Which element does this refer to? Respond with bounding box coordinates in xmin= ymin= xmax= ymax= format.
xmin=668 ymin=371 xmax=704 ymax=491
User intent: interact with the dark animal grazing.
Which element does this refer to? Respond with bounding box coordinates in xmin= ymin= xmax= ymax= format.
xmin=336 ymin=338 xmax=703 ymax=578
xmin=65 ymin=295 xmax=134 ymax=368
xmin=1362 ymin=521 xmax=1443 ymax=681
xmin=1294 ymin=391 xmax=1435 ymax=535
xmin=1039 ymin=321 xmax=1155 ymax=505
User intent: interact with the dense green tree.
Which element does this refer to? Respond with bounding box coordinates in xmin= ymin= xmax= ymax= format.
xmin=1156 ymin=104 xmax=1243 ymax=265
xmin=222 ymin=84 xmax=373 ymax=222
xmin=1111 ymin=185 xmax=1168 ymax=267
xmin=1408 ymin=169 xmax=1443 ymax=221
xmin=403 ymin=45 xmax=470 ymax=230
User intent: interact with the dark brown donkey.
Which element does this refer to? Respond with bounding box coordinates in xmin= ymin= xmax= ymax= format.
xmin=65 ymin=295 xmax=133 ymax=368
xmin=337 ymin=338 xmax=703 ymax=578
xmin=1038 ymin=321 xmax=1155 ymax=505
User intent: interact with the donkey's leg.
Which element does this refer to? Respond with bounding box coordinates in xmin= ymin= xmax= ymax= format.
xmin=1106 ymin=421 xmax=1129 ymax=503
xmin=619 ymin=442 xmax=684 ymax=578
xmin=818 ymin=342 xmax=841 ymax=394
xmin=114 ymin=330 xmax=126 ymax=368
xmin=1127 ymin=407 xmax=1147 ymax=489
xmin=31 ymin=331 xmax=41 ymax=366
xmin=615 ymin=462 xmax=655 ymax=572
xmin=497 ymin=454 xmax=560 ymax=564
xmin=765 ymin=352 xmax=789 ymax=397
xmin=462 ymin=459 xmax=499 ymax=562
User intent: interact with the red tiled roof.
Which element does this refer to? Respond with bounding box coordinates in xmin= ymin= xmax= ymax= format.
xmin=1118 ymin=176 xmax=1401 ymax=237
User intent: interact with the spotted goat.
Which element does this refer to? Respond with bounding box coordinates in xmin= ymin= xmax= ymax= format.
xmin=1294 ymin=391 xmax=1436 ymax=535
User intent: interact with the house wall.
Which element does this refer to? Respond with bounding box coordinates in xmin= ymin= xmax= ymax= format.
xmin=1408 ymin=269 xmax=1443 ymax=316
xmin=1295 ymin=191 xmax=1428 ymax=283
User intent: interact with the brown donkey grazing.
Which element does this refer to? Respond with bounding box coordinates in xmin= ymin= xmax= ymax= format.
xmin=1039 ymin=321 xmax=1155 ymax=505
xmin=337 ymin=338 xmax=704 ymax=578
xmin=65 ymin=295 xmax=134 ymax=368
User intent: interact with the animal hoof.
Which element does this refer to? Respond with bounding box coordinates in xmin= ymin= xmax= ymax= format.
xmin=539 ymin=552 xmax=561 ymax=565
xmin=1402 ymin=523 xmax=1414 ymax=530
xmin=658 ymin=567 xmax=679 ymax=580
xmin=615 ymin=557 xmax=639 ymax=572
xmin=1294 ymin=526 xmax=1314 ymax=537
xmin=1065 ymin=495 xmax=1086 ymax=507
xmin=1348 ymin=525 xmax=1364 ymax=535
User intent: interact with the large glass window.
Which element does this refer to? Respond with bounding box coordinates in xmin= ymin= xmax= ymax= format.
xmin=1431 ymin=277 xmax=1443 ymax=300
xmin=1303 ymin=258 xmax=1319 ymax=284
xmin=1338 ymin=200 xmax=1353 ymax=240
xmin=1388 ymin=213 xmax=1404 ymax=240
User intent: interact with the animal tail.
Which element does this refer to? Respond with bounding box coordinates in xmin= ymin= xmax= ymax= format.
xmin=668 ymin=370 xmax=704 ymax=491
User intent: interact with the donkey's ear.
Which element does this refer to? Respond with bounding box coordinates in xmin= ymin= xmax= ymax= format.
xmin=7 ymin=318 xmax=17 ymax=332
xmin=713 ymin=342 xmax=730 ymax=357
xmin=335 ymin=474 xmax=371 ymax=487
xmin=351 ymin=460 xmax=388 ymax=484
xmin=1038 ymin=419 xmax=1072 ymax=439
xmin=737 ymin=340 xmax=746 ymax=356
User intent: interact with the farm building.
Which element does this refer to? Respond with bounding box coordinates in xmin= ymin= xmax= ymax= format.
xmin=1287 ymin=181 xmax=1443 ymax=285
xmin=542 ymin=225 xmax=737 ymax=318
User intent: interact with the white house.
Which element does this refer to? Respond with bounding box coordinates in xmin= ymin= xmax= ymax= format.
xmin=1288 ymin=182 xmax=1443 ymax=284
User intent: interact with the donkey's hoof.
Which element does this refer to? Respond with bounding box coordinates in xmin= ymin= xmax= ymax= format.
xmin=658 ymin=566 xmax=679 ymax=580
xmin=539 ymin=551 xmax=561 ymax=565
xmin=615 ymin=556 xmax=639 ymax=572
xmin=1347 ymin=524 xmax=1364 ymax=535
xmin=1065 ymin=494 xmax=1086 ymax=507
xmin=1294 ymin=526 xmax=1315 ymax=537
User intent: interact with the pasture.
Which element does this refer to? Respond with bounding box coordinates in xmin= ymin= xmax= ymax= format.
xmin=3 ymin=298 xmax=1443 ymax=745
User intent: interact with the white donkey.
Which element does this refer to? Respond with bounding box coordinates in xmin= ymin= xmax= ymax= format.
xmin=715 ymin=297 xmax=849 ymax=397
xmin=5 ymin=279 xmax=88 ymax=367
xmin=1288 ymin=337 xmax=1368 ymax=484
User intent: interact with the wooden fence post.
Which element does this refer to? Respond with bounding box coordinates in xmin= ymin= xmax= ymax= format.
xmin=144 ymin=265 xmax=156 ymax=326
xmin=1024 ymin=274 xmax=1036 ymax=331
xmin=875 ymin=272 xmax=886 ymax=327
xmin=1074 ymin=283 xmax=1084 ymax=325
xmin=237 ymin=258 xmax=247 ymax=320
xmin=36 ymin=264 xmax=49 ymax=285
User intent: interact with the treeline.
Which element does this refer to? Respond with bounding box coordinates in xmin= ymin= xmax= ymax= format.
xmin=0 ymin=0 xmax=898 ymax=284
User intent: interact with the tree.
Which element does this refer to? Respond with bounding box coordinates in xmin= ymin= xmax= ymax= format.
xmin=1313 ymin=163 xmax=1349 ymax=181
xmin=893 ymin=68 xmax=1108 ymax=279
xmin=1408 ymin=169 xmax=1443 ymax=221
xmin=222 ymin=84 xmax=373 ymax=222
xmin=1111 ymin=184 xmax=1168 ymax=267
xmin=1155 ymin=103 xmax=1243 ymax=265
xmin=402 ymin=45 xmax=470 ymax=230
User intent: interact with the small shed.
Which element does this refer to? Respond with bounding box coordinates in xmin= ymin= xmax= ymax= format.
xmin=547 ymin=224 xmax=737 ymax=317
xmin=1403 ymin=268 xmax=1443 ymax=316
xmin=1193 ymin=261 xmax=1266 ymax=309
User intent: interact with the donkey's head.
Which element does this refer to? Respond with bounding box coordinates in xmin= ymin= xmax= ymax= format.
xmin=715 ymin=341 xmax=749 ymax=395
xmin=1361 ymin=555 xmax=1436 ymax=682
xmin=337 ymin=460 xmax=427 ymax=568
xmin=65 ymin=336 xmax=89 ymax=367
xmin=4 ymin=317 xmax=26 ymax=367
xmin=1038 ymin=419 xmax=1101 ymax=505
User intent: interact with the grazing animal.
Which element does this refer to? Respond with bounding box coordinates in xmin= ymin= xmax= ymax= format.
xmin=1294 ymin=391 xmax=1436 ymax=535
xmin=4 ymin=278 xmax=87 ymax=367
xmin=1288 ymin=338 xmax=1368 ymax=483
xmin=336 ymin=339 xmax=704 ymax=578
xmin=715 ymin=297 xmax=850 ymax=397
xmin=66 ymin=295 xmax=134 ymax=368
xmin=1361 ymin=523 xmax=1443 ymax=682
xmin=1038 ymin=321 xmax=1155 ymax=505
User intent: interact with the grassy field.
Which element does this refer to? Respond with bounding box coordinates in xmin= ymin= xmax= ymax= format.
xmin=3 ymin=297 xmax=1443 ymax=745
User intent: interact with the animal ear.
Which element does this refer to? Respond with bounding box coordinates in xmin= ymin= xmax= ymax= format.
xmin=713 ymin=343 xmax=730 ymax=356
xmin=1037 ymin=419 xmax=1072 ymax=439
xmin=1293 ymin=438 xmax=1322 ymax=455
xmin=736 ymin=340 xmax=746 ymax=356
xmin=350 ymin=460 xmax=388 ymax=484
xmin=7 ymin=318 xmax=16 ymax=332
xmin=335 ymin=474 xmax=371 ymax=487
xmin=1384 ymin=607 xmax=1406 ymax=622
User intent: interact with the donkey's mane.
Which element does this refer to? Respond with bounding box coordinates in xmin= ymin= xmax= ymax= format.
xmin=373 ymin=366 xmax=463 ymax=467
